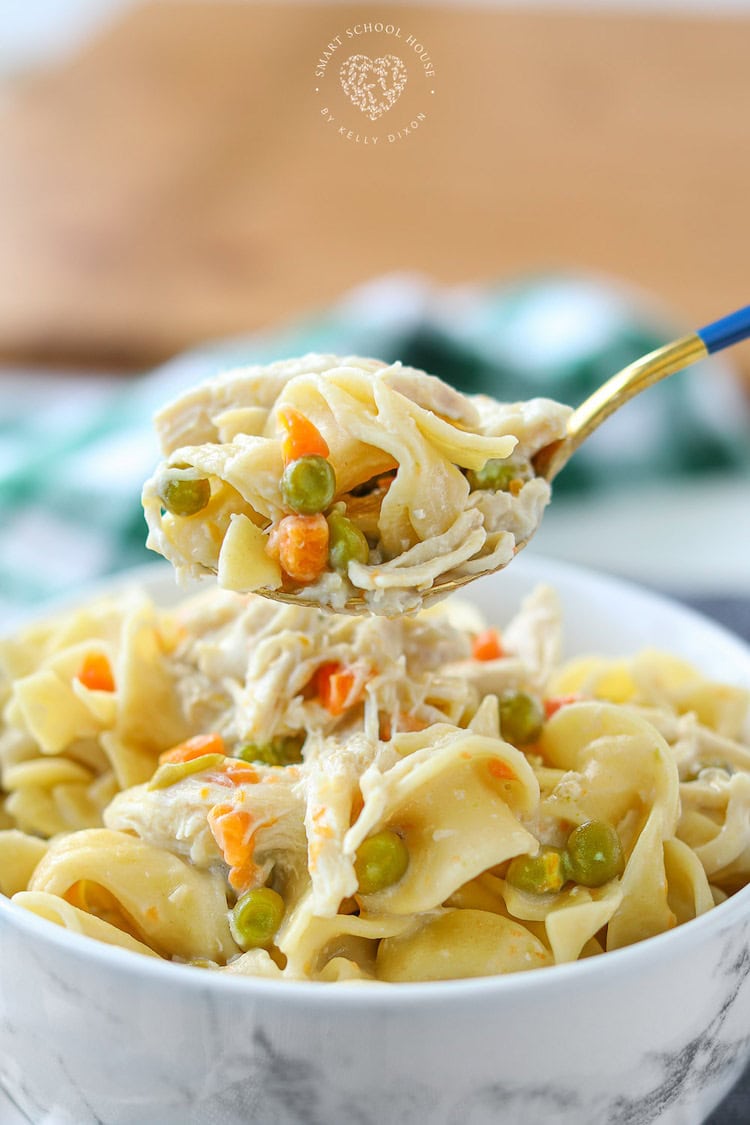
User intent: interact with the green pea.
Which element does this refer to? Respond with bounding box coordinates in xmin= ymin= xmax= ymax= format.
xmin=565 ymin=821 xmax=625 ymax=887
xmin=466 ymin=458 xmax=531 ymax=492
xmin=506 ymin=847 xmax=570 ymax=895
xmin=236 ymin=736 xmax=303 ymax=767
xmin=232 ymin=887 xmax=285 ymax=949
xmin=327 ymin=512 xmax=369 ymax=573
xmin=355 ymin=829 xmax=409 ymax=895
xmin=281 ymin=455 xmax=336 ymax=515
xmin=498 ymin=691 xmax=545 ymax=747
xmin=159 ymin=475 xmax=211 ymax=516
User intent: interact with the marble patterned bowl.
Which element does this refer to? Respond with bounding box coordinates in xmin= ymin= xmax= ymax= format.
xmin=1 ymin=557 xmax=750 ymax=1125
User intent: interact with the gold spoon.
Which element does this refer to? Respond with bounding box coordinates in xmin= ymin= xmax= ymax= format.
xmin=259 ymin=306 xmax=750 ymax=613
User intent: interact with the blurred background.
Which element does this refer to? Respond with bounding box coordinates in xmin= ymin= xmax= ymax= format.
xmin=0 ymin=0 xmax=748 ymax=633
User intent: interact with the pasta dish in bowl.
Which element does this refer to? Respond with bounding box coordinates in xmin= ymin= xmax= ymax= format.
xmin=2 ymin=569 xmax=749 ymax=985
xmin=1 ymin=559 xmax=749 ymax=1123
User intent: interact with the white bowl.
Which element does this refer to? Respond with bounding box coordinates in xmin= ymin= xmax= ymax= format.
xmin=2 ymin=557 xmax=750 ymax=1125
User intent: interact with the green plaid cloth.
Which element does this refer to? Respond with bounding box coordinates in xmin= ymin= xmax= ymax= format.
xmin=1 ymin=273 xmax=748 ymax=624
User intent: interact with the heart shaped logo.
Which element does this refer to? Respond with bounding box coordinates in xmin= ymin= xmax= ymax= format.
xmin=339 ymin=54 xmax=407 ymax=121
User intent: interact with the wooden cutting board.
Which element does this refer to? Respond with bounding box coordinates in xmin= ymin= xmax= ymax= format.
xmin=0 ymin=1 xmax=749 ymax=375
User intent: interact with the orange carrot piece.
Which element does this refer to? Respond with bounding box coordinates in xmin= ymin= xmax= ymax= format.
xmin=207 ymin=804 xmax=253 ymax=866
xmin=207 ymin=803 xmax=257 ymax=891
xmin=544 ymin=695 xmax=580 ymax=719
xmin=278 ymin=405 xmax=329 ymax=464
xmin=273 ymin=513 xmax=329 ymax=583
xmin=315 ymin=662 xmax=359 ymax=716
xmin=159 ymin=732 xmax=225 ymax=765
xmin=488 ymin=759 xmax=517 ymax=782
xmin=76 ymin=652 xmax=115 ymax=693
xmin=472 ymin=629 xmax=504 ymax=662
xmin=222 ymin=760 xmax=260 ymax=786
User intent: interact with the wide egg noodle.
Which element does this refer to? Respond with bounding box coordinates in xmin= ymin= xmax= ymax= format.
xmin=544 ymin=883 xmax=624 ymax=964
xmin=13 ymin=891 xmax=163 ymax=959
xmin=112 ymin=598 xmax=189 ymax=762
xmin=662 ymin=836 xmax=715 ymax=924
xmin=690 ymin=772 xmax=750 ymax=889
xmin=498 ymin=875 xmax=624 ymax=964
xmin=0 ymin=596 xmax=126 ymax=683
xmin=606 ymin=807 xmax=676 ymax=950
xmin=375 ymin=908 xmax=553 ymax=982
xmin=0 ymin=592 xmax=190 ymax=838
xmin=0 ymin=829 xmax=48 ymax=896
xmin=538 ymin=702 xmax=680 ymax=950
xmin=9 ymin=668 xmax=102 ymax=756
xmin=538 ymin=701 xmax=680 ymax=838
xmin=1 ymin=755 xmax=115 ymax=838
xmin=549 ymin=649 xmax=750 ymax=740
xmin=153 ymin=358 xmax=316 ymax=453
xmin=28 ymin=828 xmax=239 ymax=962
xmin=344 ymin=724 xmax=539 ymax=915
xmin=276 ymin=887 xmax=413 ymax=979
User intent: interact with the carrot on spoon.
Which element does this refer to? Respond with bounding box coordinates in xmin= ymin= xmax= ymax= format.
xmin=278 ymin=405 xmax=329 ymax=464
xmin=269 ymin=513 xmax=329 ymax=583
xmin=472 ymin=629 xmax=504 ymax=662
xmin=76 ymin=652 xmax=116 ymax=693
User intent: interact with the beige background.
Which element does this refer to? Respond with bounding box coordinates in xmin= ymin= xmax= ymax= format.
xmin=0 ymin=1 xmax=748 ymax=375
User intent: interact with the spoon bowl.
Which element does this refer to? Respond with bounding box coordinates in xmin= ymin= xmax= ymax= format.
xmin=231 ymin=304 xmax=750 ymax=615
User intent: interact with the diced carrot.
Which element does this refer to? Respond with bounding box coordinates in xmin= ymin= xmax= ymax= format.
xmin=544 ymin=695 xmax=580 ymax=719
xmin=488 ymin=758 xmax=517 ymax=782
xmin=278 ymin=405 xmax=329 ymax=464
xmin=159 ymin=732 xmax=225 ymax=765
xmin=315 ymin=662 xmax=360 ymax=716
xmin=509 ymin=478 xmax=524 ymax=497
xmin=207 ymin=803 xmax=257 ymax=892
xmin=222 ymin=760 xmax=260 ymax=786
xmin=76 ymin=652 xmax=115 ymax=692
xmin=272 ymin=513 xmax=329 ymax=583
xmin=472 ymin=629 xmax=504 ymax=662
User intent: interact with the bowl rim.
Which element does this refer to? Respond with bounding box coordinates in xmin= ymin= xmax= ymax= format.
xmin=2 ymin=554 xmax=749 ymax=1007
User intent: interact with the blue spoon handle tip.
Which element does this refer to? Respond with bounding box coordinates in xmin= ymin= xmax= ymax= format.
xmin=696 ymin=304 xmax=750 ymax=354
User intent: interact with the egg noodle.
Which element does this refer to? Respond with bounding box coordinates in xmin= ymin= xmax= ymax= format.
xmin=2 ymin=582 xmax=749 ymax=982
xmin=142 ymin=355 xmax=572 ymax=614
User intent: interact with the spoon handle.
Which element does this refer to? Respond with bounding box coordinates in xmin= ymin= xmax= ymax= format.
xmin=697 ymin=304 xmax=750 ymax=353
xmin=537 ymin=302 xmax=750 ymax=482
